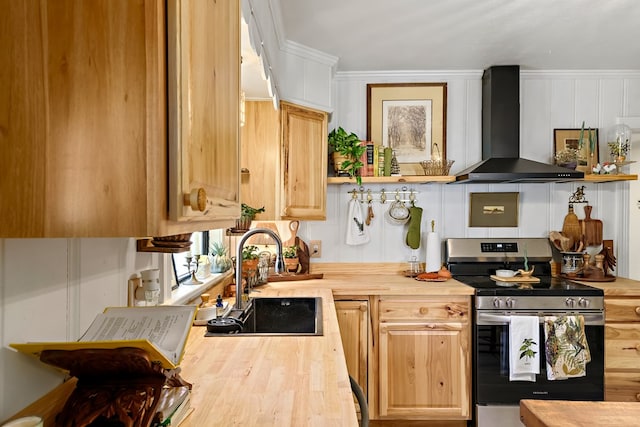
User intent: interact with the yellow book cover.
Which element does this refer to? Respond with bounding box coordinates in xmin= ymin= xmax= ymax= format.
xmin=373 ymin=144 xmax=380 ymax=177
xmin=10 ymin=305 xmax=197 ymax=370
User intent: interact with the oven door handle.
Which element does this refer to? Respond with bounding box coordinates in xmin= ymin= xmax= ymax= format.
xmin=476 ymin=312 xmax=605 ymax=326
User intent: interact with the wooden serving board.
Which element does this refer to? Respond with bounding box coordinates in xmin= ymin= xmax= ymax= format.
xmin=267 ymin=273 xmax=324 ymax=282
xmin=490 ymin=275 xmax=540 ymax=283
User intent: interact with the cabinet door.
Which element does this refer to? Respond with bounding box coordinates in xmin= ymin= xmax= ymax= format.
xmin=335 ymin=299 xmax=369 ymax=398
xmin=167 ymin=0 xmax=240 ymax=224
xmin=240 ymin=101 xmax=280 ymax=219
xmin=378 ymin=322 xmax=470 ymax=420
xmin=280 ymin=102 xmax=327 ymax=220
xmin=1 ymin=0 xmax=165 ymax=237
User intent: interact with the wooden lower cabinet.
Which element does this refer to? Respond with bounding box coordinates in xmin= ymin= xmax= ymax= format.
xmin=375 ymin=296 xmax=471 ymax=421
xmin=335 ymin=298 xmax=369 ymax=396
xmin=605 ymin=296 xmax=640 ymax=401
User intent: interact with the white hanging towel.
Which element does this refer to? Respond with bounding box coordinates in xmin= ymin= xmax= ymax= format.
xmin=345 ymin=199 xmax=370 ymax=246
xmin=509 ymin=316 xmax=540 ymax=382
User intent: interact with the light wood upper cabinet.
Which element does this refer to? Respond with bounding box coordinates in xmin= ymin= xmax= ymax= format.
xmin=167 ymin=0 xmax=240 ymax=224
xmin=240 ymin=100 xmax=327 ymax=220
xmin=240 ymin=101 xmax=280 ymax=219
xmin=0 ymin=0 xmax=240 ymax=238
xmin=280 ymin=101 xmax=327 ymax=220
xmin=376 ymin=296 xmax=471 ymax=420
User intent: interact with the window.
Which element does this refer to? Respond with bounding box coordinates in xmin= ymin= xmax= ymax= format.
xmin=170 ymin=229 xmax=225 ymax=289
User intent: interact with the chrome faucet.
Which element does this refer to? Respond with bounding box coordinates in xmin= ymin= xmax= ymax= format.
xmin=235 ymin=228 xmax=285 ymax=310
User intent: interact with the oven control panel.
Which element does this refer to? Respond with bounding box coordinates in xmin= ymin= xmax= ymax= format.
xmin=480 ymin=242 xmax=518 ymax=252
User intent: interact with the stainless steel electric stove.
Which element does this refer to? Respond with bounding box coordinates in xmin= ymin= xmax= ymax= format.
xmin=445 ymin=237 xmax=604 ymax=427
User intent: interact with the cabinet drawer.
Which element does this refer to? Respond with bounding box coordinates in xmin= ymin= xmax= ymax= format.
xmin=605 ymin=324 xmax=640 ymax=370
xmin=605 ymin=298 xmax=640 ymax=322
xmin=379 ymin=296 xmax=469 ymax=322
xmin=606 ymin=372 xmax=640 ymax=402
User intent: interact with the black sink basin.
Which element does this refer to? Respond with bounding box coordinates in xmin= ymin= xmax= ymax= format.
xmin=205 ymin=297 xmax=323 ymax=336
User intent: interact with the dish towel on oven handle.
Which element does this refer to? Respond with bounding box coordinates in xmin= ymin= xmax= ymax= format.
xmin=544 ymin=315 xmax=590 ymax=380
xmin=345 ymin=198 xmax=370 ymax=246
xmin=509 ymin=316 xmax=540 ymax=381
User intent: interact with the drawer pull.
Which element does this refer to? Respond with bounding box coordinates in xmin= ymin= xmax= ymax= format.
xmin=636 ymin=393 xmax=640 ymax=402
xmin=635 ymin=307 xmax=640 ymax=316
xmin=419 ymin=307 xmax=428 ymax=315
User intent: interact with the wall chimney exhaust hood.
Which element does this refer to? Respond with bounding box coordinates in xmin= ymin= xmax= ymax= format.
xmin=454 ymin=65 xmax=584 ymax=183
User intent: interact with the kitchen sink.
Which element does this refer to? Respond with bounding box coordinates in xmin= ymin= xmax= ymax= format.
xmin=205 ymin=297 xmax=323 ymax=336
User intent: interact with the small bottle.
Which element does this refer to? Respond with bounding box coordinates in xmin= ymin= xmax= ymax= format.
xmin=215 ymin=294 xmax=224 ymax=318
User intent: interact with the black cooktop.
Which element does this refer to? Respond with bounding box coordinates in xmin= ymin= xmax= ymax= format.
xmin=454 ymin=275 xmax=604 ymax=297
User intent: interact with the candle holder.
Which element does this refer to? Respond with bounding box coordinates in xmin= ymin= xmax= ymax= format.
xmin=183 ymin=254 xmax=202 ymax=285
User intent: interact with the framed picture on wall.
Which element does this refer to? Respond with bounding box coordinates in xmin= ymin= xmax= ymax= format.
xmin=469 ymin=192 xmax=519 ymax=227
xmin=553 ymin=128 xmax=599 ymax=172
xmin=366 ymin=83 xmax=447 ymax=175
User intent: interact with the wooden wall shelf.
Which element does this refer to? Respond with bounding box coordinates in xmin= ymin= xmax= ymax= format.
xmin=327 ymin=174 xmax=637 ymax=185
xmin=583 ymin=174 xmax=638 ymax=183
xmin=327 ymin=176 xmax=455 ymax=185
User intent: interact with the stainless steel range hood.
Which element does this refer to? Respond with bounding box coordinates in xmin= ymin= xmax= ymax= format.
xmin=455 ymin=65 xmax=584 ymax=183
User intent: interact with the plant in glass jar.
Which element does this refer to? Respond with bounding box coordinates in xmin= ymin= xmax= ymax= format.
xmin=607 ymin=123 xmax=632 ymax=163
xmin=209 ymin=241 xmax=232 ymax=273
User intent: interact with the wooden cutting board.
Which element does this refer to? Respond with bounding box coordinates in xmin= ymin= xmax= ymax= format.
xmin=490 ymin=275 xmax=541 ymax=283
xmin=582 ymin=204 xmax=603 ymax=246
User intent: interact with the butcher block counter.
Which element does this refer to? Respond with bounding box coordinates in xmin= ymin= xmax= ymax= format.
xmin=3 ymin=267 xmax=473 ymax=426
xmin=178 ymin=287 xmax=358 ymax=427
xmin=177 ymin=270 xmax=473 ymax=426
xmin=520 ymin=399 xmax=640 ymax=426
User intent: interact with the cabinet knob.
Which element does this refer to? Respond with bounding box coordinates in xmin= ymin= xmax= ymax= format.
xmin=636 ymin=393 xmax=640 ymax=402
xmin=419 ymin=307 xmax=428 ymax=315
xmin=184 ymin=188 xmax=206 ymax=211
xmin=359 ymin=305 xmax=367 ymax=312
xmin=635 ymin=307 xmax=640 ymax=316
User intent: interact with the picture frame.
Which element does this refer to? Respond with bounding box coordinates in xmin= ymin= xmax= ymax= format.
xmin=367 ymin=83 xmax=447 ymax=175
xmin=469 ymin=192 xmax=519 ymax=227
xmin=553 ymin=128 xmax=599 ymax=172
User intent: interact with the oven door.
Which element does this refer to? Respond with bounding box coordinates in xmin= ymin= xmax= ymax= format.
xmin=475 ymin=310 xmax=604 ymax=405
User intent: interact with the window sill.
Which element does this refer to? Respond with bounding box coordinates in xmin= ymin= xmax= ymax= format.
xmin=164 ymin=270 xmax=233 ymax=306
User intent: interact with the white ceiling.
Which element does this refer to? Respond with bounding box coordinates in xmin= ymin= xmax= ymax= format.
xmin=277 ymin=0 xmax=640 ymax=71
xmin=243 ymin=0 xmax=640 ymax=98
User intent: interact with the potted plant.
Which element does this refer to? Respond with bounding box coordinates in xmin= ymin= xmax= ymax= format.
xmin=237 ymin=203 xmax=265 ymax=230
xmin=554 ymin=148 xmax=579 ymax=170
xmin=241 ymin=244 xmax=260 ymax=274
xmin=328 ymin=127 xmax=365 ymax=185
xmin=283 ymin=245 xmax=299 ymax=273
xmin=209 ymin=241 xmax=232 ymax=273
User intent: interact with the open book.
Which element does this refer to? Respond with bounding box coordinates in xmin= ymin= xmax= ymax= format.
xmin=11 ymin=305 xmax=197 ymax=370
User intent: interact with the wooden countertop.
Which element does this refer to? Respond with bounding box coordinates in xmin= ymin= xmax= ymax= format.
xmin=578 ymin=276 xmax=640 ymax=296
xmin=520 ymin=399 xmax=640 ymax=426
xmin=178 ymin=287 xmax=359 ymax=427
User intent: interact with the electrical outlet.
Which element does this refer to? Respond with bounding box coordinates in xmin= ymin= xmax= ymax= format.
xmin=310 ymin=240 xmax=322 ymax=258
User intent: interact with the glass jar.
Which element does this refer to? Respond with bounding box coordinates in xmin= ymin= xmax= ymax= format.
xmin=608 ymin=123 xmax=632 ymax=163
